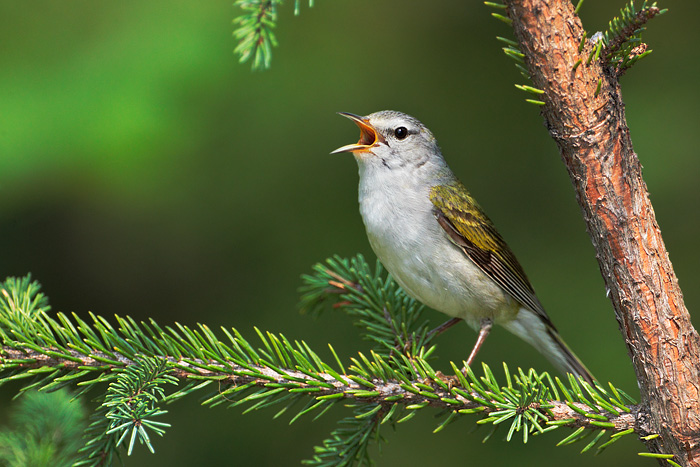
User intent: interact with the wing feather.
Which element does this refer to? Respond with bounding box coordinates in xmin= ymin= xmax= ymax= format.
xmin=430 ymin=182 xmax=553 ymax=326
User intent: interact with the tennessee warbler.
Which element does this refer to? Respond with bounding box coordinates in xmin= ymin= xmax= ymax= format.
xmin=332 ymin=110 xmax=593 ymax=384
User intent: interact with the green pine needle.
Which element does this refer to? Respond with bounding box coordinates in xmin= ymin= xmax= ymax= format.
xmin=525 ymin=99 xmax=546 ymax=106
xmin=515 ymin=84 xmax=545 ymax=95
xmin=492 ymin=13 xmax=513 ymax=25
xmin=638 ymin=452 xmax=675 ymax=459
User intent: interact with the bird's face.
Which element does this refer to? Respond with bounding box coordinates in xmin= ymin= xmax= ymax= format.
xmin=332 ymin=110 xmax=441 ymax=171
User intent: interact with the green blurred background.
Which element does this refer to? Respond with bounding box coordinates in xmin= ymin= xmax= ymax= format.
xmin=1 ymin=1 xmax=698 ymax=465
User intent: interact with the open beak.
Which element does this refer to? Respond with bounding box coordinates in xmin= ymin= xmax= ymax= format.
xmin=330 ymin=112 xmax=385 ymax=154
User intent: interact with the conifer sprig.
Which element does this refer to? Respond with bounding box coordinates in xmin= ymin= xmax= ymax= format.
xmin=233 ymin=0 xmax=316 ymax=70
xmin=299 ymin=255 xmax=436 ymax=357
xmin=0 ymin=264 xmax=649 ymax=464
xmin=486 ymin=0 xmax=665 ymax=105
xmin=0 ymin=389 xmax=87 ymax=466
xmin=602 ymin=1 xmax=666 ymax=75
xmin=233 ymin=1 xmax=279 ymax=70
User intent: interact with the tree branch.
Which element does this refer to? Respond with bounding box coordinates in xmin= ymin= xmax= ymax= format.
xmin=504 ymin=0 xmax=700 ymax=464
xmin=0 ymin=258 xmax=658 ymax=459
xmin=1 ymin=346 xmax=638 ymax=432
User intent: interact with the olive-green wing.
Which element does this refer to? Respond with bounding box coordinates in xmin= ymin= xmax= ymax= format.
xmin=429 ymin=182 xmax=552 ymax=325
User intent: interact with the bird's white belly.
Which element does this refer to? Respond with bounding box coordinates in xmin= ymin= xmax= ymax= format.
xmin=360 ymin=187 xmax=519 ymax=331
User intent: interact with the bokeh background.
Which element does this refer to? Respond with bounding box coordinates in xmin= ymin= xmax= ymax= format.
xmin=1 ymin=1 xmax=698 ymax=465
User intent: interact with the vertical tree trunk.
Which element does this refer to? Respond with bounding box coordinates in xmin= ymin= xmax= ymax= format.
xmin=504 ymin=0 xmax=700 ymax=464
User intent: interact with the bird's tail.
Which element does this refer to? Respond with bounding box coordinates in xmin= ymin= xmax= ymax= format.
xmin=502 ymin=309 xmax=595 ymax=385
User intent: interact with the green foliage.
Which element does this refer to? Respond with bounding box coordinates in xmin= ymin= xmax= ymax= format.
xmin=74 ymin=357 xmax=178 ymax=466
xmin=0 ymin=259 xmax=650 ymax=465
xmin=233 ymin=0 xmax=316 ymax=70
xmin=73 ymin=356 xmax=175 ymax=465
xmin=299 ymin=255 xmax=436 ymax=356
xmin=578 ymin=2 xmax=666 ymax=76
xmin=601 ymin=1 xmax=666 ymax=74
xmin=0 ymin=274 xmax=50 ymax=334
xmin=303 ymin=405 xmax=382 ymax=467
xmin=484 ymin=3 xmax=546 ymax=106
xmin=0 ymin=389 xmax=87 ymax=467
xmin=485 ymin=0 xmax=665 ymax=104
xmin=105 ymin=357 xmax=175 ymax=454
xmin=76 ymin=405 xmax=122 ymax=467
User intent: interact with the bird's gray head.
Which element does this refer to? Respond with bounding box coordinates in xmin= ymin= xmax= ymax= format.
xmin=331 ymin=110 xmax=444 ymax=171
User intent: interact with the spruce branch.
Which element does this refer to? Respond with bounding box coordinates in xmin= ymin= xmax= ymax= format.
xmin=487 ymin=1 xmax=665 ymax=105
xmin=0 ymin=389 xmax=87 ymax=466
xmin=102 ymin=356 xmax=175 ymax=456
xmin=0 ymin=264 xmax=649 ymax=464
xmin=233 ymin=0 xmax=317 ymax=70
xmin=299 ymin=255 xmax=437 ymax=357
xmin=2 ymin=343 xmax=642 ymax=456
xmin=601 ymin=1 xmax=666 ymax=75
xmin=303 ymin=407 xmax=381 ymax=467
xmin=0 ymin=345 xmax=638 ymax=430
xmin=76 ymin=403 xmax=121 ymax=467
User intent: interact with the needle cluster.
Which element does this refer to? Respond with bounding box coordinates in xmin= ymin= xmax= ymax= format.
xmin=233 ymin=0 xmax=316 ymax=70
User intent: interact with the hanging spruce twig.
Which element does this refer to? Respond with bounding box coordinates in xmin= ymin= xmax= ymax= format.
xmin=233 ymin=0 xmax=317 ymax=70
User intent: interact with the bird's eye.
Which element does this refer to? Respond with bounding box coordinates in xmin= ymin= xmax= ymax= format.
xmin=394 ymin=127 xmax=408 ymax=140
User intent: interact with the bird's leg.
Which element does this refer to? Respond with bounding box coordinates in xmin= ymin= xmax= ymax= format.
xmin=403 ymin=318 xmax=462 ymax=353
xmin=399 ymin=317 xmax=463 ymax=356
xmin=426 ymin=317 xmax=463 ymax=341
xmin=464 ymin=318 xmax=493 ymax=371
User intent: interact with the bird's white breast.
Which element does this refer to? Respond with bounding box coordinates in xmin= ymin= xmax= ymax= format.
xmin=357 ymin=162 xmax=518 ymax=331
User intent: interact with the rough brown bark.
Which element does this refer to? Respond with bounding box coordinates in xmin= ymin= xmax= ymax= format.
xmin=504 ymin=0 xmax=700 ymax=465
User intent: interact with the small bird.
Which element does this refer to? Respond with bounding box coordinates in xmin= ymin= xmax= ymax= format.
xmin=332 ymin=110 xmax=594 ymax=384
